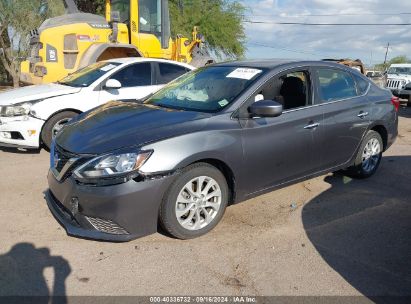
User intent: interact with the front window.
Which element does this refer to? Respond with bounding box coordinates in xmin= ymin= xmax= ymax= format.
xmin=255 ymin=70 xmax=311 ymax=110
xmin=58 ymin=62 xmax=120 ymax=87
xmin=144 ymin=66 xmax=266 ymax=113
xmin=111 ymin=0 xmax=130 ymax=23
xmin=388 ymin=67 xmax=411 ymax=75
xmin=111 ymin=63 xmax=152 ymax=87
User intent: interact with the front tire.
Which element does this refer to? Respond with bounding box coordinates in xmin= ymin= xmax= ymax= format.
xmin=346 ymin=130 xmax=383 ymax=179
xmin=159 ymin=163 xmax=229 ymax=239
xmin=41 ymin=111 xmax=78 ymax=150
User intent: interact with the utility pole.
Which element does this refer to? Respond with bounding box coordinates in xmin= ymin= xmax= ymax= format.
xmin=370 ymin=50 xmax=373 ymax=69
xmin=383 ymin=42 xmax=390 ymax=65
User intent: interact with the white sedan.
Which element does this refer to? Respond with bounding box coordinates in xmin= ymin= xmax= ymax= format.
xmin=0 ymin=58 xmax=194 ymax=149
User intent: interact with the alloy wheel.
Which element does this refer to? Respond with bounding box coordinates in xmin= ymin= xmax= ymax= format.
xmin=361 ymin=137 xmax=381 ymax=173
xmin=52 ymin=118 xmax=71 ymax=138
xmin=175 ymin=176 xmax=222 ymax=230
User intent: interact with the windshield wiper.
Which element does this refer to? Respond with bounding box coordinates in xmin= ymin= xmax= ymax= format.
xmin=56 ymin=81 xmax=72 ymax=87
xmin=154 ymin=103 xmax=179 ymax=110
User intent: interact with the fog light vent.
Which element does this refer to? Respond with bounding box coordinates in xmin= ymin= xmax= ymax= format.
xmin=85 ymin=216 xmax=129 ymax=235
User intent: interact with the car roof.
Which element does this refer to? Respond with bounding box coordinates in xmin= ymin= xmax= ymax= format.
xmin=103 ymin=57 xmax=195 ymax=70
xmin=211 ymin=59 xmax=353 ymax=71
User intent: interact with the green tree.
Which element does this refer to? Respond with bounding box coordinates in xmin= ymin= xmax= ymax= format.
xmin=389 ymin=55 xmax=410 ymax=64
xmin=169 ymin=0 xmax=246 ymax=58
xmin=0 ymin=0 xmax=64 ymax=87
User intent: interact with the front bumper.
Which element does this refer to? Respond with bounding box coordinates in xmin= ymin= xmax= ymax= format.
xmin=392 ymin=89 xmax=411 ymax=99
xmin=0 ymin=116 xmax=44 ymax=149
xmin=46 ymin=170 xmax=175 ymax=241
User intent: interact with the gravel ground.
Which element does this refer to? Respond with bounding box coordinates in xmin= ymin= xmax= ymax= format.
xmin=0 ymin=104 xmax=410 ymax=302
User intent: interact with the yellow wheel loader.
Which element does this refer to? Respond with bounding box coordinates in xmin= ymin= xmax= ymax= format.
xmin=20 ymin=0 xmax=214 ymax=85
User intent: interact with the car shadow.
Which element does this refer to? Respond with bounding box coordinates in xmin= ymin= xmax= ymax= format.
xmin=302 ymin=156 xmax=411 ymax=303
xmin=0 ymin=243 xmax=71 ymax=303
xmin=0 ymin=147 xmax=41 ymax=154
xmin=398 ymin=104 xmax=411 ymax=118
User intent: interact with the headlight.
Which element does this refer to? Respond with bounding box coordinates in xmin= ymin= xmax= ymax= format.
xmin=0 ymin=103 xmax=31 ymax=117
xmin=0 ymin=100 xmax=42 ymax=117
xmin=74 ymin=150 xmax=152 ymax=179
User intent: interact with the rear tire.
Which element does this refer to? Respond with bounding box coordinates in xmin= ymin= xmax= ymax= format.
xmin=159 ymin=163 xmax=229 ymax=239
xmin=407 ymin=95 xmax=411 ymax=107
xmin=345 ymin=130 xmax=383 ymax=179
xmin=41 ymin=111 xmax=78 ymax=150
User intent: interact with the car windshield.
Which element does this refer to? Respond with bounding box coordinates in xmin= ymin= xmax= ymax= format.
xmin=388 ymin=67 xmax=411 ymax=75
xmin=144 ymin=66 xmax=266 ymax=112
xmin=58 ymin=62 xmax=121 ymax=87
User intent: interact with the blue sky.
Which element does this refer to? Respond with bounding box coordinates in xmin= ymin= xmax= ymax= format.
xmin=240 ymin=0 xmax=411 ymax=66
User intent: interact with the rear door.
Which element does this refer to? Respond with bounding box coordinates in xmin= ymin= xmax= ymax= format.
xmin=240 ymin=67 xmax=324 ymax=194
xmin=98 ymin=62 xmax=155 ymax=103
xmin=313 ymin=67 xmax=371 ymax=169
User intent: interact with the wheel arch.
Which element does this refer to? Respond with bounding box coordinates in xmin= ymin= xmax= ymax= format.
xmin=40 ymin=108 xmax=82 ymax=145
xmin=78 ymin=44 xmax=143 ymax=69
xmin=190 ymin=158 xmax=236 ymax=205
xmin=370 ymin=124 xmax=388 ymax=151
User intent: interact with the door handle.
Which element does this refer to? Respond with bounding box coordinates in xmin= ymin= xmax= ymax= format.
xmin=357 ymin=111 xmax=369 ymax=118
xmin=304 ymin=122 xmax=320 ymax=129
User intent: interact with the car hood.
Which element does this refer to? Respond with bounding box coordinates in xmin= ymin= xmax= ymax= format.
xmin=56 ymin=101 xmax=211 ymax=154
xmin=0 ymin=83 xmax=81 ymax=105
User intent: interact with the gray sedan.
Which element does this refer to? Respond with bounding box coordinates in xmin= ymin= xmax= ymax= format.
xmin=47 ymin=60 xmax=399 ymax=241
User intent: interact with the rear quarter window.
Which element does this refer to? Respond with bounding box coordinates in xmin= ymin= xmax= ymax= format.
xmin=353 ymin=73 xmax=370 ymax=95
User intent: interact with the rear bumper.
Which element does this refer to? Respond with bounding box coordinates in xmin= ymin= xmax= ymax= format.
xmin=0 ymin=116 xmax=43 ymax=148
xmin=46 ymin=169 xmax=175 ymax=241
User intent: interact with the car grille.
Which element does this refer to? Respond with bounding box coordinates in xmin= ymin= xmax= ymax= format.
xmin=54 ymin=145 xmax=75 ymax=172
xmin=52 ymin=144 xmax=89 ymax=181
xmin=386 ymin=79 xmax=403 ymax=89
xmin=85 ymin=216 xmax=129 ymax=235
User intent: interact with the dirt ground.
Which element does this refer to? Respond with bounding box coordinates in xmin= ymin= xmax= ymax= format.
xmin=0 ymin=104 xmax=410 ymax=302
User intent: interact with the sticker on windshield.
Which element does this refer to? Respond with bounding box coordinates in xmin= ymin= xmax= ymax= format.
xmin=100 ymin=64 xmax=117 ymax=72
xmin=226 ymin=68 xmax=262 ymax=80
xmin=218 ymin=99 xmax=229 ymax=107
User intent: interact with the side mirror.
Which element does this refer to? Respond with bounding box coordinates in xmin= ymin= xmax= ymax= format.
xmin=110 ymin=10 xmax=121 ymax=23
xmin=249 ymin=100 xmax=283 ymax=118
xmin=104 ymin=79 xmax=122 ymax=90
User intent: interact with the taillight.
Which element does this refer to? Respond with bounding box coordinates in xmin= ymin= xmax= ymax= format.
xmin=391 ymin=96 xmax=400 ymax=112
